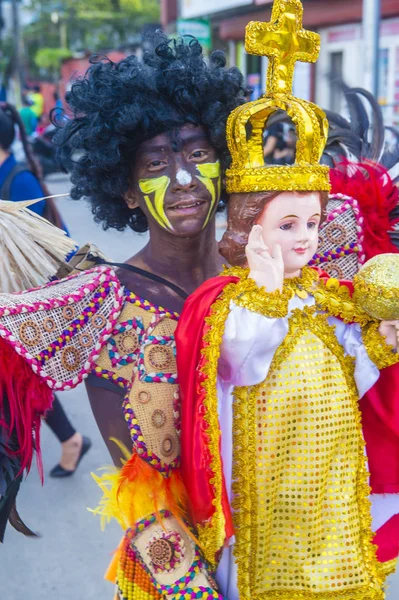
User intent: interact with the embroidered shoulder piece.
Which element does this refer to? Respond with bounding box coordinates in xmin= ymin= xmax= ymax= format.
xmin=0 ymin=267 xmax=124 ymax=390
xmin=313 ymin=277 xmax=371 ymax=325
xmin=222 ymin=266 xmax=291 ymax=318
xmin=362 ymin=321 xmax=399 ymax=370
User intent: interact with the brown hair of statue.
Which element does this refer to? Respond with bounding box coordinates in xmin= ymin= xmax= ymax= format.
xmin=219 ymin=190 xmax=329 ymax=267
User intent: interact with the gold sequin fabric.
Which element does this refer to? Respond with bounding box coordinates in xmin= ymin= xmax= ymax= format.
xmin=232 ymin=309 xmax=385 ymax=600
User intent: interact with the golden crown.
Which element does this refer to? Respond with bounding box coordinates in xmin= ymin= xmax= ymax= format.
xmin=225 ymin=0 xmax=331 ymax=194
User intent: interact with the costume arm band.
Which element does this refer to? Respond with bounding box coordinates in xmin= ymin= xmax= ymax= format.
xmin=233 ymin=277 xmax=291 ymax=318
xmin=128 ymin=511 xmax=225 ymax=599
xmin=362 ymin=322 xmax=399 ymax=370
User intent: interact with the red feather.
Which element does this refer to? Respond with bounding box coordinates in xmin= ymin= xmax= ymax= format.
xmin=0 ymin=336 xmax=53 ymax=480
xmin=330 ymin=161 xmax=399 ymax=260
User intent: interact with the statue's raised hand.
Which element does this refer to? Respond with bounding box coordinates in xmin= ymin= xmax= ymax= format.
xmin=246 ymin=224 xmax=284 ymax=292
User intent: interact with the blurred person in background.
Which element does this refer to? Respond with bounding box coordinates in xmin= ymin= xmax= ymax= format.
xmin=0 ymin=102 xmax=91 ymax=477
xmin=53 ymin=91 xmax=63 ymax=120
xmin=19 ymin=96 xmax=37 ymax=136
xmin=273 ymin=124 xmax=296 ymax=165
xmin=263 ymin=121 xmax=286 ymax=164
xmin=28 ymin=85 xmax=44 ymax=123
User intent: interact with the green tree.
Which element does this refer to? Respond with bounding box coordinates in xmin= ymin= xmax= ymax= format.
xmin=23 ymin=0 xmax=160 ymax=77
xmin=34 ymin=47 xmax=72 ymax=81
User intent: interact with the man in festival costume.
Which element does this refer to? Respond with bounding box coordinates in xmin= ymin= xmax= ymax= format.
xmin=0 ymin=33 xmax=245 ymax=598
xmin=175 ymin=2 xmax=399 ymax=598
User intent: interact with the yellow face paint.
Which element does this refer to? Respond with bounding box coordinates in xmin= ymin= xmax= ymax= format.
xmin=139 ymin=176 xmax=173 ymax=231
xmin=196 ymin=161 xmax=222 ymax=229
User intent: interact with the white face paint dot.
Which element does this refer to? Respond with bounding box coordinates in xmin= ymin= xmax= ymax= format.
xmin=176 ymin=169 xmax=192 ymax=186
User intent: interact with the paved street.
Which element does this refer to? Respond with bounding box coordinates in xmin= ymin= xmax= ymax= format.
xmin=1 ymin=173 xmax=399 ymax=598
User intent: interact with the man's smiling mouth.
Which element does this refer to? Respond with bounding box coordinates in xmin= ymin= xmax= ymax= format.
xmin=168 ymin=199 xmax=207 ymax=212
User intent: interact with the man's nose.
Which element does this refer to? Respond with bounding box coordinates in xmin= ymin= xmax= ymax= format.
xmin=171 ymin=167 xmax=197 ymax=192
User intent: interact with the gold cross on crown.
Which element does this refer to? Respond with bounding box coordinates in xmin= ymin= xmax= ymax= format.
xmin=225 ymin=0 xmax=330 ymax=194
xmin=246 ymin=0 xmax=320 ymax=95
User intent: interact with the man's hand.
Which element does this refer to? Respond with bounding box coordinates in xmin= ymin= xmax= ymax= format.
xmin=246 ymin=224 xmax=284 ymax=292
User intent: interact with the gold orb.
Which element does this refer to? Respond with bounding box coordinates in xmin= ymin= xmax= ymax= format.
xmin=353 ymin=253 xmax=399 ymax=320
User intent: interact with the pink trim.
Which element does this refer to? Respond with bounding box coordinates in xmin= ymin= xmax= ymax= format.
xmin=0 ymin=267 xmax=114 ymax=316
xmin=0 ymin=267 xmax=124 ymax=391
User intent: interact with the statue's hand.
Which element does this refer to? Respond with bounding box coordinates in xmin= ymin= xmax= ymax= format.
xmin=246 ymin=224 xmax=284 ymax=292
xmin=378 ymin=320 xmax=399 ymax=350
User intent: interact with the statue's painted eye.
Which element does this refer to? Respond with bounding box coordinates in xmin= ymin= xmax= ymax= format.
xmin=280 ymin=223 xmax=292 ymax=231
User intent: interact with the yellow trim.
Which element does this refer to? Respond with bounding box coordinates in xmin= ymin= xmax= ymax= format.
xmin=380 ymin=558 xmax=397 ymax=577
xmin=196 ymin=282 xmax=238 ymax=564
xmin=222 ymin=266 xmax=373 ymax=326
xmin=362 ymin=321 xmax=399 ymax=369
xmin=233 ymin=275 xmax=292 ymax=318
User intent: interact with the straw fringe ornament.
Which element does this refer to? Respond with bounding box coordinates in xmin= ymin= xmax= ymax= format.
xmin=0 ymin=195 xmax=76 ymax=293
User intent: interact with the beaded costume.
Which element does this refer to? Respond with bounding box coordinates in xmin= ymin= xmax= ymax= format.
xmin=0 ymin=257 xmax=222 ymax=598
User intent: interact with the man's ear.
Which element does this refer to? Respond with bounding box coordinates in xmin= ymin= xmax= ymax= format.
xmin=124 ymin=185 xmax=140 ymax=209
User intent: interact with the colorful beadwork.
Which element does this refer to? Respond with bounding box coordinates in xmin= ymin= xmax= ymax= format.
xmin=108 ymin=318 xmax=144 ymax=368
xmin=35 ymin=282 xmax=113 ymax=365
xmin=146 ymin=529 xmax=185 ymax=572
xmin=106 ymin=294 xmax=178 ymax=383
xmin=117 ymin=510 xmax=223 ymax=600
xmin=91 ymin=366 xmax=129 ymax=390
xmin=122 ymin=393 xmax=179 ymax=476
xmin=132 ymin=542 xmax=221 ymax=598
xmin=138 ymin=334 xmax=177 ymax=384
xmin=310 ymin=193 xmax=366 ymax=267
xmin=125 ymin=291 xmax=179 ymax=320
xmin=117 ymin=534 xmax=162 ymax=600
xmin=0 ymin=267 xmax=124 ymax=391
xmin=309 ymin=241 xmax=359 ymax=265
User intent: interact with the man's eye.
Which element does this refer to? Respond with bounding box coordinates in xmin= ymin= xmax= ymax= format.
xmin=280 ymin=223 xmax=292 ymax=231
xmin=149 ymin=160 xmax=164 ymax=167
xmin=190 ymin=150 xmax=207 ymax=159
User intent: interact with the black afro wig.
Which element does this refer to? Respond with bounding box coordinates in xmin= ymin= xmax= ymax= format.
xmin=55 ymin=32 xmax=246 ymax=232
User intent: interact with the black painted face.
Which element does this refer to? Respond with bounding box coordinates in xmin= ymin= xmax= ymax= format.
xmin=128 ymin=124 xmax=222 ymax=237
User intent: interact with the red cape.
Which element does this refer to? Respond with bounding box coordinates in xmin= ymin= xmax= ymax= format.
xmin=176 ymin=275 xmax=238 ymax=542
xmin=176 ymin=273 xmax=399 ymax=562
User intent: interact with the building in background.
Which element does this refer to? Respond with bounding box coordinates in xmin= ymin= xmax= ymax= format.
xmin=161 ymin=0 xmax=399 ymax=126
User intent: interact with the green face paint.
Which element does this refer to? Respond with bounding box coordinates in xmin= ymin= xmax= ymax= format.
xmin=196 ymin=161 xmax=222 ymax=229
xmin=139 ymin=176 xmax=173 ymax=231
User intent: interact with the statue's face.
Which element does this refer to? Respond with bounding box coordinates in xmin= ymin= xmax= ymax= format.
xmin=127 ymin=124 xmax=221 ymax=237
xmin=256 ymin=191 xmax=321 ymax=276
